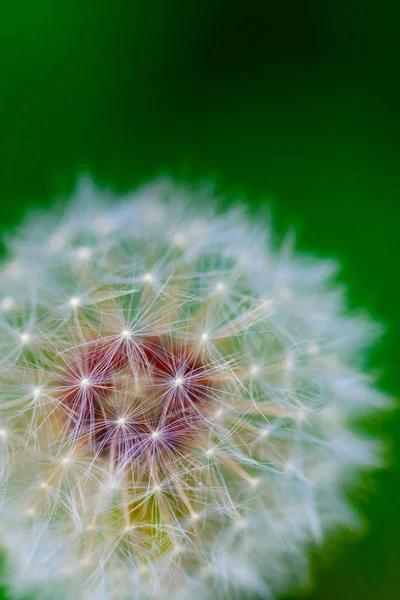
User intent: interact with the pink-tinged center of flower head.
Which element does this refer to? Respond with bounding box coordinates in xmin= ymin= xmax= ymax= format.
xmin=56 ymin=334 xmax=218 ymax=489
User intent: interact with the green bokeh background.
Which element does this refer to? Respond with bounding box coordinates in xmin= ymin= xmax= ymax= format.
xmin=0 ymin=1 xmax=399 ymax=598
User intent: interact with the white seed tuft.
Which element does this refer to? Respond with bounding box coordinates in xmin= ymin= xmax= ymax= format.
xmin=19 ymin=332 xmax=31 ymax=345
xmin=1 ymin=296 xmax=14 ymax=310
xmin=69 ymin=297 xmax=81 ymax=308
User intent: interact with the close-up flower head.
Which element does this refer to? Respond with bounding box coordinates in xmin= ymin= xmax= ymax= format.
xmin=0 ymin=179 xmax=390 ymax=599
xmin=1 ymin=1 xmax=399 ymax=599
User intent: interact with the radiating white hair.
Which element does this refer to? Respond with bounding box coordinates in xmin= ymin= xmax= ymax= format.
xmin=0 ymin=177 xmax=389 ymax=600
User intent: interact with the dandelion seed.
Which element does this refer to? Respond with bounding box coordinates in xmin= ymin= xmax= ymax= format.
xmin=307 ymin=342 xmax=319 ymax=355
xmin=80 ymin=558 xmax=93 ymax=568
xmin=284 ymin=355 xmax=294 ymax=370
xmin=172 ymin=232 xmax=186 ymax=246
xmin=19 ymin=332 xmax=30 ymax=345
xmin=234 ymin=518 xmax=246 ymax=530
xmin=284 ymin=462 xmax=295 ymax=475
xmin=69 ymin=296 xmax=81 ymax=308
xmin=0 ymin=296 xmax=14 ymax=310
xmin=249 ymin=478 xmax=260 ymax=488
xmin=76 ymin=246 xmax=92 ymax=260
xmin=297 ymin=409 xmax=306 ymax=423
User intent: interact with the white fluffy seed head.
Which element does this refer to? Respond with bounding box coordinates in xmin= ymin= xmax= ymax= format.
xmin=0 ymin=177 xmax=389 ymax=600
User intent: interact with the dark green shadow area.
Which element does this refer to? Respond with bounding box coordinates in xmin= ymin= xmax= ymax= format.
xmin=0 ymin=1 xmax=399 ymax=598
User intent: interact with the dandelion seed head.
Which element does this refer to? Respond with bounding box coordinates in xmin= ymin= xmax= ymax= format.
xmin=0 ymin=177 xmax=389 ymax=600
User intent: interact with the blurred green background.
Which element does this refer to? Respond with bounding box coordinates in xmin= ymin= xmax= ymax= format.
xmin=0 ymin=1 xmax=399 ymax=598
